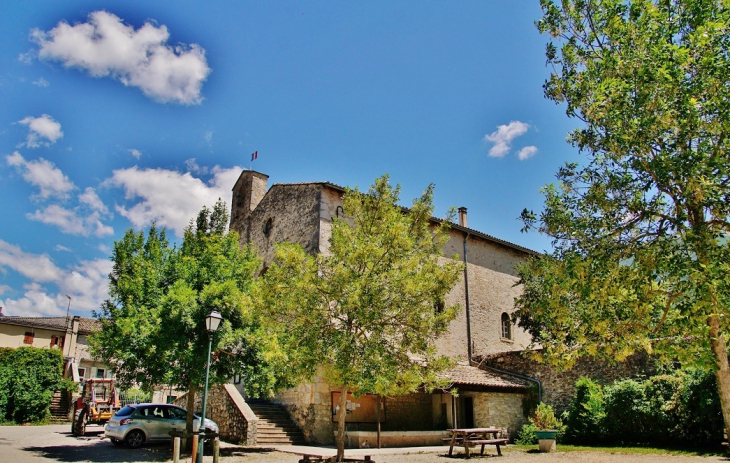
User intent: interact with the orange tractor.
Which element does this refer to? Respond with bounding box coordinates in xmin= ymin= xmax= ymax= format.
xmin=71 ymin=379 xmax=121 ymax=436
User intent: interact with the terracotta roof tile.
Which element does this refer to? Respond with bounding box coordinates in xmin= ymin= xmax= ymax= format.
xmin=441 ymin=363 xmax=528 ymax=390
xmin=0 ymin=316 xmax=100 ymax=335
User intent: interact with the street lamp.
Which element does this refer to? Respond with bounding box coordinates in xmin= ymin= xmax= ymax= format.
xmin=197 ymin=310 xmax=222 ymax=463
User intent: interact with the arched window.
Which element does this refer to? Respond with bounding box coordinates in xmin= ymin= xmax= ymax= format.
xmin=501 ymin=312 xmax=512 ymax=340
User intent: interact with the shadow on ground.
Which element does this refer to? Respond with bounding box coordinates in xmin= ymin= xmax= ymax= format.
xmin=219 ymin=448 xmax=280 ymax=457
xmin=23 ymin=440 xmax=170 ymax=462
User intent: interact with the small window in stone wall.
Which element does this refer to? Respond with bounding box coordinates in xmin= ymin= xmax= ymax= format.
xmin=263 ymin=217 xmax=274 ymax=236
xmin=501 ymin=312 xmax=512 ymax=340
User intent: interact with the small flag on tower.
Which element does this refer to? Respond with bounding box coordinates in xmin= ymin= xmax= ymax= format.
xmin=251 ymin=151 xmax=258 ymax=161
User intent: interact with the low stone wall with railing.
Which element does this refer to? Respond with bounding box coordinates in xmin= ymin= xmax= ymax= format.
xmin=173 ymin=384 xmax=258 ymax=445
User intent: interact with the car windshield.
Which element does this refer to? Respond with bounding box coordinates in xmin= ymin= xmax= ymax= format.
xmin=116 ymin=406 xmax=136 ymax=416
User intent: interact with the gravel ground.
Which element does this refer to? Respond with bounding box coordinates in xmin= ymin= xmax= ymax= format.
xmin=222 ymin=446 xmax=730 ymax=463
xmin=2 ymin=425 xmax=728 ymax=463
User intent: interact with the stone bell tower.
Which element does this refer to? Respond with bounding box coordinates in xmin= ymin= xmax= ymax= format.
xmin=229 ymin=170 xmax=269 ymax=237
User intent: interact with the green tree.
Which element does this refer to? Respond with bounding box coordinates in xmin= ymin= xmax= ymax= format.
xmin=517 ymin=0 xmax=730 ymax=438
xmin=260 ymin=176 xmax=463 ymax=461
xmin=91 ymin=200 xmax=294 ymax=435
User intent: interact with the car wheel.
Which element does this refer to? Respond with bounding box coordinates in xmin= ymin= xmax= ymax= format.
xmin=125 ymin=430 xmax=145 ymax=448
xmin=110 ymin=437 xmax=123 ymax=446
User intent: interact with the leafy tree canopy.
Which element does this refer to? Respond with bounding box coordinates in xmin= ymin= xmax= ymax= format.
xmin=517 ymin=0 xmax=730 ymax=437
xmin=260 ymin=175 xmax=463 ymax=460
xmin=91 ymin=200 xmax=295 ymax=430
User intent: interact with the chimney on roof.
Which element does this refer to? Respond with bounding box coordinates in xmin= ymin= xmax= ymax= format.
xmin=230 ymin=170 xmax=269 ymax=233
xmin=458 ymin=207 xmax=468 ymax=228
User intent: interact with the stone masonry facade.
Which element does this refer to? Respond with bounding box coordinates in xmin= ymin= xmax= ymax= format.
xmin=174 ymin=384 xmax=258 ymax=446
xmin=480 ymin=350 xmax=655 ymax=414
xmin=228 ymin=171 xmax=541 ymax=444
xmin=229 ymin=171 xmax=537 ymax=361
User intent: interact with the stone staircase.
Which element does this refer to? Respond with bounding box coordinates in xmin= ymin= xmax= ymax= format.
xmin=50 ymin=390 xmax=70 ymax=422
xmin=247 ymin=400 xmax=306 ymax=445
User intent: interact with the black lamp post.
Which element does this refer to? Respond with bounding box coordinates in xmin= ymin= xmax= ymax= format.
xmin=197 ymin=310 xmax=222 ymax=463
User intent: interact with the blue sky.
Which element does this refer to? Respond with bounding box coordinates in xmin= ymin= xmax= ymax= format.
xmin=0 ymin=1 xmax=580 ymax=317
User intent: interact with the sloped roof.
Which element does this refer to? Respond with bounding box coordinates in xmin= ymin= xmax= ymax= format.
xmin=269 ymin=180 xmax=539 ymax=256
xmin=442 ymin=363 xmax=528 ymax=390
xmin=0 ymin=316 xmax=100 ymax=335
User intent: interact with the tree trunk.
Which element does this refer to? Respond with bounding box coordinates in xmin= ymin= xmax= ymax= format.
xmin=336 ymin=387 xmax=348 ymax=462
xmin=376 ymin=395 xmax=381 ymax=449
xmin=186 ymin=382 xmax=198 ymax=437
xmin=708 ymin=315 xmax=730 ymax=443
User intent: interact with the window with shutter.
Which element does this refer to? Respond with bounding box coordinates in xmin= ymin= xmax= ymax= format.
xmin=24 ymin=332 xmax=34 ymax=344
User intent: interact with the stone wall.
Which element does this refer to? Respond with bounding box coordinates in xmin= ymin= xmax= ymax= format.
xmin=470 ymin=391 xmax=525 ymax=439
xmin=480 ymin=350 xmax=655 ymax=413
xmin=230 ymin=174 xmax=324 ymax=265
xmin=174 ymin=384 xmax=258 ymax=445
xmin=437 ymin=227 xmax=534 ymax=360
xmin=230 ymin=174 xmax=536 ymax=364
xmin=382 ymin=393 xmax=433 ymax=432
xmin=276 ymin=369 xmax=336 ymax=444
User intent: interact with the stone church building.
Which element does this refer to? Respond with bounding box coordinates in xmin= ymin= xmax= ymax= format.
xmin=229 ymin=170 xmax=539 ymax=445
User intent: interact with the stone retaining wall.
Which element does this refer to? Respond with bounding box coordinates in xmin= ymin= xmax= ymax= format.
xmin=173 ymin=384 xmax=258 ymax=445
xmin=480 ymin=350 xmax=655 ymax=413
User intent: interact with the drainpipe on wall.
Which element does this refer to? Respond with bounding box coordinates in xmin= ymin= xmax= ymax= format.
xmin=458 ymin=207 xmax=473 ymax=361
xmin=477 ymin=359 xmax=543 ymax=403
xmin=458 ymin=206 xmax=543 ymax=403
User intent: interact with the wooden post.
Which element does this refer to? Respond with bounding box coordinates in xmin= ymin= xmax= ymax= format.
xmin=173 ymin=436 xmax=180 ymax=463
xmin=191 ymin=433 xmax=199 ymax=461
xmin=213 ymin=436 xmax=220 ymax=463
xmin=375 ymin=395 xmax=381 ymax=449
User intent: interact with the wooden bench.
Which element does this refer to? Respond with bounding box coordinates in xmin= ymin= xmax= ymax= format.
xmin=463 ymin=438 xmax=509 ymax=456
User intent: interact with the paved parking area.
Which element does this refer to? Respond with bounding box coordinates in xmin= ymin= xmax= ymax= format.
xmin=0 ymin=424 xmax=171 ymax=462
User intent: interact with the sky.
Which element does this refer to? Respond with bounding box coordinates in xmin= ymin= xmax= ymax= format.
xmin=0 ymin=1 xmax=582 ymax=318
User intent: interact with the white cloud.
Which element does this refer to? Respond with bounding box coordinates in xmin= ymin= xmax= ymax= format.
xmin=185 ymin=158 xmax=207 ymax=174
xmin=6 ymin=151 xmax=75 ymax=199
xmin=79 ymin=187 xmax=108 ymax=213
xmin=0 ymin=241 xmax=112 ymax=316
xmin=484 ymin=120 xmax=530 ymax=158
xmin=55 ymin=244 xmax=72 ymax=252
xmin=128 ymin=148 xmax=142 ymax=159
xmin=33 ymin=77 xmax=49 ymax=87
xmin=8 ymin=155 xmax=113 ymax=236
xmin=517 ymin=146 xmax=539 ymax=161
xmin=26 ymin=205 xmax=114 ymax=237
xmin=0 ymin=239 xmax=63 ymax=282
xmin=18 ymin=114 xmax=63 ymax=148
xmin=32 ymin=11 xmax=211 ymax=105
xmin=108 ymin=165 xmax=242 ymax=237
xmin=98 ymin=243 xmax=111 ymax=254
xmin=205 ymin=131 xmax=213 ymax=143
xmin=18 ymin=51 xmax=35 ymax=64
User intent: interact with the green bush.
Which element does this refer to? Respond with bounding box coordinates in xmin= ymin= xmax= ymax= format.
xmin=0 ymin=347 xmax=64 ymax=423
xmin=563 ymin=369 xmax=723 ymax=448
xmin=563 ymin=377 xmax=606 ymax=445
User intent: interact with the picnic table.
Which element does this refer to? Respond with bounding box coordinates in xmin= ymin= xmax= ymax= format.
xmin=444 ymin=427 xmax=508 ymax=458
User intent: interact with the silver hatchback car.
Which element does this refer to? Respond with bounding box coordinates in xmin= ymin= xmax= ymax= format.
xmin=104 ymin=403 xmax=219 ymax=448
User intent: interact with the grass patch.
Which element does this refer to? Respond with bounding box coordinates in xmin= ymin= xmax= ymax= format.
xmin=510 ymin=444 xmax=725 ymax=457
